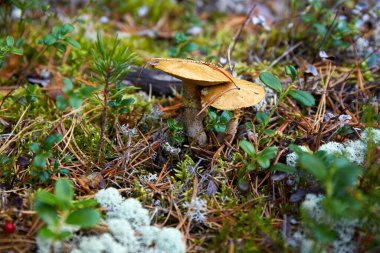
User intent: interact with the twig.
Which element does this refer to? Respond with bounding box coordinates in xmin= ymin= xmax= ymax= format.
xmin=227 ymin=4 xmax=256 ymax=72
xmin=263 ymin=41 xmax=302 ymax=72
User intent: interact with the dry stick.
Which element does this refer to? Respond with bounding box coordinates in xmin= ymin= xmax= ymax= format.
xmin=227 ymin=4 xmax=257 ymax=73
xmin=0 ymin=104 xmax=30 ymax=154
xmin=348 ymin=37 xmax=368 ymax=97
xmin=314 ymin=62 xmax=336 ymax=132
xmin=262 ymin=42 xmax=302 ymax=72
xmin=0 ymin=89 xmax=15 ymax=110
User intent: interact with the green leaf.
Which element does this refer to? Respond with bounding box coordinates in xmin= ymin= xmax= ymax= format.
xmin=62 ymin=78 xmax=73 ymax=93
xmin=244 ymin=122 xmax=253 ymax=130
xmin=61 ymin=23 xmax=75 ymax=35
xmin=35 ymin=203 xmax=59 ymax=226
xmin=271 ymin=163 xmax=297 ymax=173
xmin=120 ymin=108 xmax=129 ymax=114
xmin=257 ymin=157 xmax=270 ymax=169
xmin=9 ymin=47 xmax=23 ymax=55
xmin=108 ymin=101 xmax=118 ymax=108
xmin=6 ymin=36 xmax=14 ymax=47
xmin=54 ymin=42 xmax=67 ymax=53
xmin=37 ymin=227 xmax=57 ymax=239
xmin=108 ymin=101 xmax=119 ymax=108
xmin=120 ymin=98 xmax=135 ymax=106
xmin=43 ymin=133 xmax=62 ymax=150
xmin=56 ymin=95 xmax=67 ymax=110
xmin=256 ymin=112 xmax=269 ymax=125
xmin=239 ymin=140 xmax=256 ymax=157
xmin=33 ymin=153 xmax=48 ymax=169
xmin=247 ymin=164 xmax=256 ymax=171
xmin=285 ymin=65 xmax=297 ymax=82
xmin=55 ymin=231 xmax=72 ymax=240
xmin=64 ymin=37 xmax=81 ymax=49
xmin=54 ymin=179 xmax=74 ymax=209
xmin=289 ymin=144 xmax=304 ymax=154
xmin=43 ymin=34 xmax=57 ymax=45
xmin=79 ymin=86 xmax=96 ymax=97
xmin=65 ymin=208 xmax=101 ymax=228
xmin=208 ymin=111 xmax=218 ymax=122
xmin=29 ymin=143 xmax=41 ymax=153
xmin=298 ymin=153 xmax=327 ymax=181
xmin=259 ymin=72 xmax=282 ymax=93
xmin=313 ymin=23 xmax=327 ymax=35
xmin=312 ymin=223 xmax=336 ymax=244
xmin=257 ymin=146 xmax=277 ymax=169
xmin=289 ymin=90 xmax=315 ymax=107
xmin=52 ymin=26 xmax=62 ymax=36
xmin=73 ymin=198 xmax=99 ymax=209
xmin=258 ymin=146 xmax=278 ymax=160
xmin=182 ymin=42 xmax=199 ymax=52
xmin=331 ymin=158 xmax=362 ymax=195
xmin=167 ymin=118 xmax=175 ymax=130
xmin=35 ymin=191 xmax=58 ymax=206
xmin=261 ymin=129 xmax=275 ymax=136
xmin=220 ymin=111 xmax=233 ymax=124
xmin=214 ymin=124 xmax=226 ymax=133
xmin=301 ymin=14 xmax=316 ymax=23
xmin=168 ymin=47 xmax=177 ymax=57
xmin=174 ymin=32 xmax=188 ymax=44
xmin=68 ymin=94 xmax=82 ymax=109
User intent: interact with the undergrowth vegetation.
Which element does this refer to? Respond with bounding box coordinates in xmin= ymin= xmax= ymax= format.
xmin=0 ymin=0 xmax=379 ymax=252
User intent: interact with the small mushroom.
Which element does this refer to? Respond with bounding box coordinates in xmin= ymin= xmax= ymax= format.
xmin=148 ymin=58 xmax=234 ymax=146
xmin=201 ymin=79 xmax=265 ymax=143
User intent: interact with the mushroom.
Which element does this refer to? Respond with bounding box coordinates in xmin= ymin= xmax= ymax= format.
xmin=201 ymin=79 xmax=265 ymax=143
xmin=147 ymin=58 xmax=234 ymax=146
xmin=147 ymin=58 xmax=265 ymax=146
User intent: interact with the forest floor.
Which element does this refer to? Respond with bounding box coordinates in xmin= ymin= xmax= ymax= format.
xmin=0 ymin=1 xmax=379 ymax=252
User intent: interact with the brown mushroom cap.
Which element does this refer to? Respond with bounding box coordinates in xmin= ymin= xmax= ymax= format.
xmin=201 ymin=79 xmax=265 ymax=110
xmin=148 ymin=58 xmax=233 ymax=86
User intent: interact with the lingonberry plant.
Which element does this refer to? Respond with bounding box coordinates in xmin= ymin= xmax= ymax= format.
xmin=34 ymin=179 xmax=100 ymax=241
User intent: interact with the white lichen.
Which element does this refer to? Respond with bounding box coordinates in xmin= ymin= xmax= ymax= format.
xmin=75 ymin=236 xmax=106 ymax=253
xmin=95 ymin=187 xmax=124 ymax=212
xmin=343 ymin=139 xmax=367 ymax=165
xmin=98 ymin=233 xmax=127 ymax=253
xmin=155 ymin=227 xmax=186 ymax=253
xmin=183 ymin=197 xmax=207 ymax=224
xmin=108 ymin=198 xmax=150 ymax=229
xmin=362 ymin=128 xmax=380 ymax=144
xmin=119 ymin=124 xmax=138 ymax=137
xmin=162 ymin=142 xmax=181 ymax=155
xmin=36 ymin=237 xmax=53 ymax=253
xmin=296 ymin=194 xmax=358 ymax=253
xmin=318 ymin=142 xmax=345 ymax=156
xmin=67 ymin=188 xmax=186 ymax=253
xmin=137 ymin=225 xmax=161 ymax=248
xmin=139 ymin=173 xmax=159 ymax=184
xmin=286 ymin=146 xmax=310 ymax=167
xmin=107 ymin=219 xmax=139 ymax=250
xmin=292 ymin=231 xmax=315 ymax=253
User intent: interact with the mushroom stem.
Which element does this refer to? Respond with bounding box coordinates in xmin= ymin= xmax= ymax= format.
xmin=218 ymin=109 xmax=240 ymax=144
xmin=182 ymin=81 xmax=208 ymax=146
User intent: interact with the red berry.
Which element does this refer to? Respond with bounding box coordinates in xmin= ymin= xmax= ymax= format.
xmin=4 ymin=221 xmax=15 ymax=234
